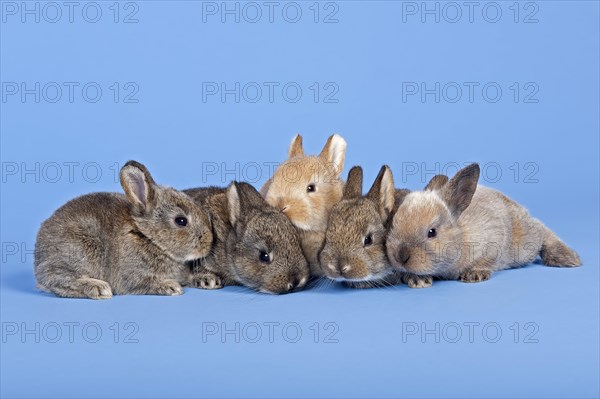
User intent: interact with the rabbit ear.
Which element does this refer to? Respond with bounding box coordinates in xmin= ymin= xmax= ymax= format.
xmin=366 ymin=165 xmax=395 ymax=221
xmin=228 ymin=182 xmax=265 ymax=226
xmin=442 ymin=163 xmax=480 ymax=218
xmin=236 ymin=182 xmax=266 ymax=208
xmin=288 ymin=134 xmax=304 ymax=158
xmin=394 ymin=189 xmax=411 ymax=209
xmin=120 ymin=160 xmax=156 ymax=213
xmin=319 ymin=134 xmax=346 ymax=175
xmin=227 ymin=183 xmax=242 ymax=226
xmin=425 ymin=174 xmax=449 ymax=191
xmin=342 ymin=166 xmax=363 ymax=200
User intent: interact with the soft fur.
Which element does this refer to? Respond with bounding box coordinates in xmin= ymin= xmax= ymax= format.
xmin=320 ymin=165 xmax=406 ymax=287
xmin=34 ymin=161 xmax=214 ymax=299
xmin=184 ymin=182 xmax=310 ymax=294
xmin=386 ymin=163 xmax=581 ymax=288
xmin=260 ymin=134 xmax=347 ymax=276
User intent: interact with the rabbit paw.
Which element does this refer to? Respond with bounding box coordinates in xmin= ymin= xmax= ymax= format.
xmin=153 ymin=280 xmax=184 ymax=296
xmin=401 ymin=274 xmax=433 ymax=289
xmin=459 ymin=269 xmax=491 ymax=283
xmin=191 ymin=273 xmax=223 ymax=290
xmin=80 ymin=278 xmax=113 ymax=299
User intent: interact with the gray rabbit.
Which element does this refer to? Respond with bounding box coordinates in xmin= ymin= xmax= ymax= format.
xmin=386 ymin=163 xmax=581 ymax=287
xmin=184 ymin=182 xmax=310 ymax=294
xmin=34 ymin=161 xmax=214 ymax=299
xmin=319 ymin=165 xmax=410 ymax=288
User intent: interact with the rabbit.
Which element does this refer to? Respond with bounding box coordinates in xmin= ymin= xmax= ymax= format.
xmin=260 ymin=134 xmax=347 ymax=276
xmin=34 ymin=161 xmax=214 ymax=299
xmin=320 ymin=165 xmax=412 ymax=288
xmin=385 ymin=163 xmax=582 ymax=288
xmin=184 ymin=182 xmax=310 ymax=294
xmin=319 ymin=165 xmax=412 ymax=288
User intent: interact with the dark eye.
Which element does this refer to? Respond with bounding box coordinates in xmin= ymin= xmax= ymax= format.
xmin=364 ymin=234 xmax=373 ymax=246
xmin=259 ymin=251 xmax=271 ymax=263
xmin=428 ymin=228 xmax=436 ymax=238
xmin=307 ymin=184 xmax=316 ymax=193
xmin=175 ymin=217 xmax=188 ymax=227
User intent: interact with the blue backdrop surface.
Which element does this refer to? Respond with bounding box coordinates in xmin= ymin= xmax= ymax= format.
xmin=1 ymin=1 xmax=599 ymax=398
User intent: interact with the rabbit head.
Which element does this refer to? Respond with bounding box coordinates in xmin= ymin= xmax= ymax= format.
xmin=386 ymin=164 xmax=480 ymax=276
xmin=120 ymin=161 xmax=213 ymax=263
xmin=226 ymin=182 xmax=310 ymax=294
xmin=261 ymin=134 xmax=347 ymax=231
xmin=319 ymin=165 xmax=396 ymax=282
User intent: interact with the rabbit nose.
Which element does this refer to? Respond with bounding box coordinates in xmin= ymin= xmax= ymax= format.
xmin=398 ymin=248 xmax=411 ymax=265
xmin=335 ymin=257 xmax=351 ymax=275
xmin=286 ymin=277 xmax=300 ymax=292
xmin=275 ymin=199 xmax=288 ymax=212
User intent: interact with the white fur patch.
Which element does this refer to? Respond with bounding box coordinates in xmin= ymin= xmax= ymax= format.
xmin=402 ymin=191 xmax=450 ymax=217
xmin=326 ymin=134 xmax=347 ymax=171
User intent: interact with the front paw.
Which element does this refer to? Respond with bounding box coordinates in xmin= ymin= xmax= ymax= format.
xmin=154 ymin=280 xmax=184 ymax=296
xmin=401 ymin=273 xmax=433 ymax=289
xmin=191 ymin=273 xmax=223 ymax=290
xmin=459 ymin=269 xmax=491 ymax=283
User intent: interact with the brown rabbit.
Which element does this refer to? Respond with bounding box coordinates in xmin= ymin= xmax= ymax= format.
xmin=34 ymin=161 xmax=213 ymax=299
xmin=261 ymin=134 xmax=347 ymax=276
xmin=386 ymin=163 xmax=581 ymax=288
xmin=184 ymin=182 xmax=310 ymax=294
xmin=319 ymin=165 xmax=411 ymax=288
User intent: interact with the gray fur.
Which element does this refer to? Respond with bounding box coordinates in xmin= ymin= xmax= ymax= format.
xmin=320 ymin=165 xmax=403 ymax=286
xmin=184 ymin=182 xmax=309 ymax=294
xmin=34 ymin=161 xmax=213 ymax=299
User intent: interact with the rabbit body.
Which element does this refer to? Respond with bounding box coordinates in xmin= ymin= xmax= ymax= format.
xmin=185 ymin=182 xmax=310 ymax=294
xmin=386 ymin=164 xmax=581 ymax=286
xmin=34 ymin=161 xmax=213 ymax=299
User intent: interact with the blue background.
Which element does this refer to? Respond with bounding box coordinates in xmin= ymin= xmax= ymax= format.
xmin=1 ymin=1 xmax=599 ymax=398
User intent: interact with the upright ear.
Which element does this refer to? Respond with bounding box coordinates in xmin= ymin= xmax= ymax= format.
xmin=226 ymin=183 xmax=242 ymax=226
xmin=319 ymin=134 xmax=347 ymax=176
xmin=288 ymin=134 xmax=304 ymax=159
xmin=342 ymin=166 xmax=363 ymax=200
xmin=393 ymin=189 xmax=411 ymax=212
xmin=425 ymin=174 xmax=449 ymax=191
xmin=366 ymin=165 xmax=395 ymax=221
xmin=236 ymin=182 xmax=266 ymax=208
xmin=120 ymin=160 xmax=157 ymax=213
xmin=227 ymin=182 xmax=265 ymax=226
xmin=442 ymin=163 xmax=480 ymax=218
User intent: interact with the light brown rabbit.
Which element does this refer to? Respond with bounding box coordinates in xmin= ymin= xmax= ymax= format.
xmin=261 ymin=134 xmax=347 ymax=275
xmin=386 ymin=163 xmax=581 ymax=288
xmin=184 ymin=182 xmax=310 ymax=294
xmin=34 ymin=161 xmax=214 ymax=299
xmin=320 ymin=165 xmax=410 ymax=287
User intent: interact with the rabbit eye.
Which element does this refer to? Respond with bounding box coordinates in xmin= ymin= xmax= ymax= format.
xmin=364 ymin=234 xmax=373 ymax=246
xmin=259 ymin=251 xmax=271 ymax=263
xmin=427 ymin=228 xmax=436 ymax=238
xmin=306 ymin=184 xmax=316 ymax=193
xmin=175 ymin=217 xmax=188 ymax=227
